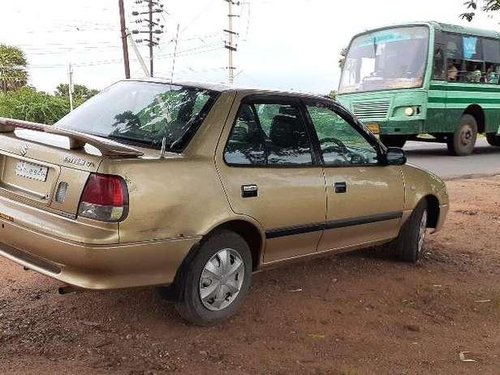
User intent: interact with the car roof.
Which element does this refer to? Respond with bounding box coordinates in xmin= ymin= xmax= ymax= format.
xmin=129 ymin=77 xmax=332 ymax=102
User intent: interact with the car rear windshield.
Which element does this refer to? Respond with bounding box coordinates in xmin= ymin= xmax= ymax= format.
xmin=56 ymin=81 xmax=219 ymax=151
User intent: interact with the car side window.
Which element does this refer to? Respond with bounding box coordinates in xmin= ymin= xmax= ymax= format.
xmin=224 ymin=102 xmax=313 ymax=166
xmin=306 ymin=103 xmax=379 ymax=167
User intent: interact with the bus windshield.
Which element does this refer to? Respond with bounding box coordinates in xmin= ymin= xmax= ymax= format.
xmin=339 ymin=26 xmax=429 ymax=94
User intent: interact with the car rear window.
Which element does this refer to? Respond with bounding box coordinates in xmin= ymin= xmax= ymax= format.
xmin=56 ymin=81 xmax=219 ymax=151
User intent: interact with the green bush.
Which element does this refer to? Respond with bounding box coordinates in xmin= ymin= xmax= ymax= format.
xmin=0 ymin=87 xmax=70 ymax=124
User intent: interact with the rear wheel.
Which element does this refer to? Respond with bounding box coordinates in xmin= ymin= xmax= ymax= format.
xmin=392 ymin=200 xmax=428 ymax=263
xmin=486 ymin=133 xmax=500 ymax=147
xmin=175 ymin=230 xmax=252 ymax=326
xmin=447 ymin=114 xmax=477 ymax=156
xmin=380 ymin=135 xmax=407 ymax=148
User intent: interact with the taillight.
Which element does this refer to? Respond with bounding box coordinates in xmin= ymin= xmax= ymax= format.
xmin=78 ymin=173 xmax=129 ymax=222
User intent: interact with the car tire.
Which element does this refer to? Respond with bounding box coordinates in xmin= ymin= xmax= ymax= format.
xmin=175 ymin=230 xmax=252 ymax=326
xmin=380 ymin=135 xmax=407 ymax=148
xmin=447 ymin=114 xmax=477 ymax=156
xmin=392 ymin=200 xmax=428 ymax=263
xmin=486 ymin=133 xmax=500 ymax=147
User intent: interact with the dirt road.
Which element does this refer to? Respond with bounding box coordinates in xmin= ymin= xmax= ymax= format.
xmin=1 ymin=176 xmax=499 ymax=374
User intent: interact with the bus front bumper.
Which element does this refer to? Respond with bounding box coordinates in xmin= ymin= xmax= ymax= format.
xmin=364 ymin=119 xmax=425 ymax=136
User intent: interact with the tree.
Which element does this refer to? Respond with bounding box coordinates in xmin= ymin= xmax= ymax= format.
xmin=54 ymin=83 xmax=99 ymax=103
xmin=0 ymin=87 xmax=70 ymax=124
xmin=0 ymin=44 xmax=28 ymax=92
xmin=461 ymin=0 xmax=500 ymax=21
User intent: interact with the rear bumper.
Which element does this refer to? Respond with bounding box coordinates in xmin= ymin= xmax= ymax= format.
xmin=0 ymin=216 xmax=200 ymax=289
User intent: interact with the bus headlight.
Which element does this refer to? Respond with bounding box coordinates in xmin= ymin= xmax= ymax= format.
xmin=405 ymin=107 xmax=415 ymax=116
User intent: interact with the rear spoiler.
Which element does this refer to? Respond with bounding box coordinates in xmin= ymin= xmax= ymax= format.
xmin=0 ymin=117 xmax=144 ymax=158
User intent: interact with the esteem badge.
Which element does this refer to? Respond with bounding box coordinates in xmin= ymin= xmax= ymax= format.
xmin=63 ymin=155 xmax=95 ymax=169
xmin=0 ymin=212 xmax=14 ymax=222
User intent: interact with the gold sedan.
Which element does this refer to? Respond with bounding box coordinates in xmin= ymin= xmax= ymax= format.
xmin=0 ymin=80 xmax=448 ymax=325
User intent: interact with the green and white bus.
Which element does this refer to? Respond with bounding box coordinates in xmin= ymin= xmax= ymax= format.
xmin=337 ymin=21 xmax=500 ymax=156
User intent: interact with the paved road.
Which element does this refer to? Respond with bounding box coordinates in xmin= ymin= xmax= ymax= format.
xmin=404 ymin=139 xmax=500 ymax=179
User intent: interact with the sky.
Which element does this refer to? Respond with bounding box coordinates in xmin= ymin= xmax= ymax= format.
xmin=0 ymin=0 xmax=498 ymax=95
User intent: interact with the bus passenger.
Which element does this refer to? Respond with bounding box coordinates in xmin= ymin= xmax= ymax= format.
xmin=447 ymin=63 xmax=458 ymax=81
xmin=466 ymin=64 xmax=482 ymax=83
xmin=486 ymin=65 xmax=499 ymax=84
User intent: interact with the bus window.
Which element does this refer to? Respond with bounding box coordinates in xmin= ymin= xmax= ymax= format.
xmin=444 ymin=33 xmax=465 ymax=82
xmin=463 ymin=36 xmax=483 ymax=83
xmin=483 ymin=38 xmax=500 ymax=84
xmin=433 ymin=31 xmax=446 ymax=80
xmin=338 ymin=26 xmax=429 ymax=94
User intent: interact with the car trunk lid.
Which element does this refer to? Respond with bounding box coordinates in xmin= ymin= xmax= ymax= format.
xmin=0 ymin=117 xmax=143 ymax=218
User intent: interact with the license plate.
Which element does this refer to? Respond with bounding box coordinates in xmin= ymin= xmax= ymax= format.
xmin=15 ymin=161 xmax=48 ymax=182
xmin=366 ymin=123 xmax=380 ymax=134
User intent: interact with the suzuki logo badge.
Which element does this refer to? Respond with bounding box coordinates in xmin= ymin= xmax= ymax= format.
xmin=20 ymin=144 xmax=29 ymax=157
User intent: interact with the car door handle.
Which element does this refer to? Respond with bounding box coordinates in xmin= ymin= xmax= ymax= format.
xmin=334 ymin=182 xmax=347 ymax=194
xmin=241 ymin=184 xmax=258 ymax=198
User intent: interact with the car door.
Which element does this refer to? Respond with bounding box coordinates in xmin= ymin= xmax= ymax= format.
xmin=216 ymin=94 xmax=326 ymax=263
xmin=303 ymin=100 xmax=405 ymax=252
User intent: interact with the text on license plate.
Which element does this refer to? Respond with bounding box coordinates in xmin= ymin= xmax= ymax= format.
xmin=15 ymin=161 xmax=49 ymax=182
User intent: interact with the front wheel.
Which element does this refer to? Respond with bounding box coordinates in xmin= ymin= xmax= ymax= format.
xmin=392 ymin=201 xmax=428 ymax=263
xmin=380 ymin=135 xmax=407 ymax=148
xmin=486 ymin=133 xmax=500 ymax=147
xmin=175 ymin=230 xmax=252 ymax=326
xmin=447 ymin=114 xmax=477 ymax=156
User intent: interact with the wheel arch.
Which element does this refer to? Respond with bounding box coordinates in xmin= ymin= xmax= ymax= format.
xmin=164 ymin=218 xmax=264 ymax=302
xmin=423 ymin=194 xmax=440 ymax=229
xmin=214 ymin=219 xmax=264 ymax=271
xmin=463 ymin=104 xmax=485 ymax=134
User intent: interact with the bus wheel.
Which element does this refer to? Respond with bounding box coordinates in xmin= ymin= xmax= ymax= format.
xmin=447 ymin=114 xmax=477 ymax=156
xmin=486 ymin=133 xmax=500 ymax=147
xmin=380 ymin=135 xmax=407 ymax=148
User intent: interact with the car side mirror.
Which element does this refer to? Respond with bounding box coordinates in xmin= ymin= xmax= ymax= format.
xmin=385 ymin=147 xmax=407 ymax=166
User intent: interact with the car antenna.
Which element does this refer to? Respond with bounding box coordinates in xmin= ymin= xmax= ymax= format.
xmin=160 ymin=136 xmax=167 ymax=158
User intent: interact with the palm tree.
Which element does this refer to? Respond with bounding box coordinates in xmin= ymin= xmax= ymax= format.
xmin=0 ymin=44 xmax=28 ymax=92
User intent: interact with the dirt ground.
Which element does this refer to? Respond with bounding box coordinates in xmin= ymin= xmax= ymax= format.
xmin=0 ymin=176 xmax=499 ymax=375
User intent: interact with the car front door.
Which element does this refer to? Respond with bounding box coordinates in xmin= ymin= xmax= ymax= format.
xmin=303 ymin=100 xmax=405 ymax=252
xmin=216 ymin=95 xmax=326 ymax=263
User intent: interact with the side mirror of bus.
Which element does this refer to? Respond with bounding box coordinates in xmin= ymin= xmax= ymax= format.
xmin=385 ymin=147 xmax=407 ymax=166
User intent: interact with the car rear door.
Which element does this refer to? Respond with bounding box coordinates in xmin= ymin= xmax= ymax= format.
xmin=303 ymin=100 xmax=405 ymax=252
xmin=215 ymin=94 xmax=326 ymax=263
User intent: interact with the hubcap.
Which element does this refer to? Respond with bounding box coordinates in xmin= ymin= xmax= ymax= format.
xmin=417 ymin=210 xmax=428 ymax=255
xmin=459 ymin=124 xmax=474 ymax=146
xmin=199 ymin=248 xmax=245 ymax=311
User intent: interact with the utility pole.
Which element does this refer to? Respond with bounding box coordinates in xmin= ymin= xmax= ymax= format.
xmin=118 ymin=0 xmax=131 ymax=79
xmin=148 ymin=0 xmax=154 ymax=76
xmin=68 ymin=63 xmax=74 ymax=111
xmin=127 ymin=29 xmax=150 ymax=76
xmin=224 ymin=0 xmax=239 ymax=84
xmin=132 ymin=0 xmax=165 ymax=78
